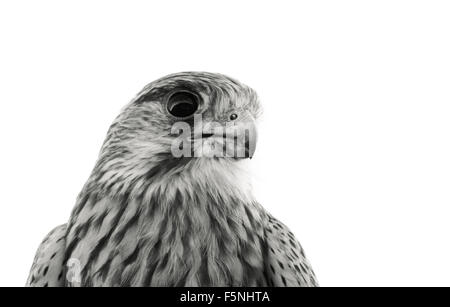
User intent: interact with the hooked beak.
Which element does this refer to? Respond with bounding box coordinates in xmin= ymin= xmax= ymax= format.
xmin=198 ymin=114 xmax=257 ymax=159
xmin=233 ymin=118 xmax=257 ymax=159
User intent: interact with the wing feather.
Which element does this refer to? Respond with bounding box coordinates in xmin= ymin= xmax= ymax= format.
xmin=26 ymin=224 xmax=67 ymax=287
xmin=263 ymin=214 xmax=318 ymax=287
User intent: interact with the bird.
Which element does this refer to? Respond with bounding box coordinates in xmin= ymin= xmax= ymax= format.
xmin=26 ymin=72 xmax=318 ymax=287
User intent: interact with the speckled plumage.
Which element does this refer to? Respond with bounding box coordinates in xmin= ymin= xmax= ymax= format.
xmin=26 ymin=72 xmax=318 ymax=287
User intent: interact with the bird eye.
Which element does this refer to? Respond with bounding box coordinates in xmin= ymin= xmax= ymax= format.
xmin=167 ymin=91 xmax=199 ymax=118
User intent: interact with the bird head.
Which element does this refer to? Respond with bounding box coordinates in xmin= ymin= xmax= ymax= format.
xmin=91 ymin=72 xmax=261 ymax=196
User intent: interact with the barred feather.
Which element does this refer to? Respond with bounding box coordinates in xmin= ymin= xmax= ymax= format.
xmin=26 ymin=72 xmax=317 ymax=287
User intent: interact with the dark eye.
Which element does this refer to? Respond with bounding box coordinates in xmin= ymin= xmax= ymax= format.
xmin=167 ymin=91 xmax=199 ymax=118
xmin=229 ymin=113 xmax=238 ymax=120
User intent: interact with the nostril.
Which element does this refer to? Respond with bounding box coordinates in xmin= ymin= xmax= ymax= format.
xmin=230 ymin=113 xmax=238 ymax=120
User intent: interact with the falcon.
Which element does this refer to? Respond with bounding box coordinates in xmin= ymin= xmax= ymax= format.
xmin=26 ymin=72 xmax=318 ymax=287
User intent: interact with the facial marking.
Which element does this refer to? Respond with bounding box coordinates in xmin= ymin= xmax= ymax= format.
xmin=92 ymin=72 xmax=261 ymax=193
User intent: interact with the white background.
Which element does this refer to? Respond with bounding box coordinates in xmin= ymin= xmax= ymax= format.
xmin=1 ymin=1 xmax=449 ymax=287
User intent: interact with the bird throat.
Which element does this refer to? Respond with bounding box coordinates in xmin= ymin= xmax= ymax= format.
xmin=65 ymin=158 xmax=268 ymax=286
